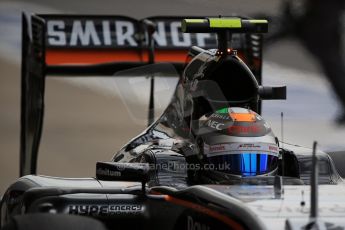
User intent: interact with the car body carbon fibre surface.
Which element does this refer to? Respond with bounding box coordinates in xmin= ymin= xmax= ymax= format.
xmin=1 ymin=13 xmax=345 ymax=230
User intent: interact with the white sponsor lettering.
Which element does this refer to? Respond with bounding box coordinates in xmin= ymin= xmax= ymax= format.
xmin=171 ymin=21 xmax=191 ymax=47
xmin=46 ymin=19 xmax=216 ymax=48
xmin=102 ymin=21 xmax=112 ymax=45
xmin=70 ymin=20 xmax=101 ymax=46
xmin=96 ymin=168 xmax=121 ymax=177
xmin=196 ymin=33 xmax=211 ymax=47
xmin=69 ymin=205 xmax=143 ymax=215
xmin=153 ymin=22 xmax=167 ymax=46
xmin=187 ymin=216 xmax=210 ymax=230
xmin=207 ymin=120 xmax=224 ymax=130
xmin=204 ymin=142 xmax=279 ymax=156
xmin=47 ymin=20 xmax=66 ymax=46
xmin=115 ymin=21 xmax=137 ymax=46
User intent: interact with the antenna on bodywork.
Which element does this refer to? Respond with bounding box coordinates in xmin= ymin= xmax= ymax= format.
xmin=142 ymin=19 xmax=156 ymax=126
xmin=274 ymin=112 xmax=284 ymax=198
xmin=281 ymin=112 xmax=285 ymax=177
xmin=310 ymin=141 xmax=319 ymax=219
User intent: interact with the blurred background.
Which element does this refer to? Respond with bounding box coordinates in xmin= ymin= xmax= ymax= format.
xmin=0 ymin=0 xmax=344 ymax=194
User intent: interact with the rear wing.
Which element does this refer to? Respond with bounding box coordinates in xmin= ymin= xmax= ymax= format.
xmin=20 ymin=13 xmax=264 ymax=176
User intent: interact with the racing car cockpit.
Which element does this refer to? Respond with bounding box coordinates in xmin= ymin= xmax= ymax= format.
xmin=110 ymin=17 xmax=338 ymax=186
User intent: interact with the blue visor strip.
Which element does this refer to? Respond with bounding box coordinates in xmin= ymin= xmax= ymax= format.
xmin=260 ymin=154 xmax=268 ymax=173
xmin=241 ymin=153 xmax=248 ymax=173
xmin=209 ymin=153 xmax=274 ymax=176
xmin=241 ymin=153 xmax=257 ymax=175
xmin=251 ymin=153 xmax=257 ymax=173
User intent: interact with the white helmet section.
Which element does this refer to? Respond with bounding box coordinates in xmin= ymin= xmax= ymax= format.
xmin=204 ymin=142 xmax=280 ymax=157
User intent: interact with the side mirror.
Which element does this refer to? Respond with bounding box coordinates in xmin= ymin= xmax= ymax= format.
xmin=259 ymin=86 xmax=287 ymax=100
xmin=96 ymin=162 xmax=150 ymax=194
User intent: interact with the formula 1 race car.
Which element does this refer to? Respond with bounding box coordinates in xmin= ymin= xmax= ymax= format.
xmin=1 ymin=13 xmax=345 ymax=230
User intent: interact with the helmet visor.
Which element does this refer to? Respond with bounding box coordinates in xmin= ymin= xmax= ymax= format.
xmin=204 ymin=143 xmax=279 ymax=176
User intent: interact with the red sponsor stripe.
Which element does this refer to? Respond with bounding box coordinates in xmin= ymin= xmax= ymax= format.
xmin=149 ymin=190 xmax=244 ymax=229
xmin=46 ymin=49 xmax=189 ymax=65
xmin=153 ymin=50 xmax=189 ymax=62
xmin=227 ymin=125 xmax=261 ymax=134
xmin=46 ymin=49 xmax=143 ymax=65
xmin=209 ymin=145 xmax=226 ymax=152
xmin=164 ymin=195 xmax=245 ymax=230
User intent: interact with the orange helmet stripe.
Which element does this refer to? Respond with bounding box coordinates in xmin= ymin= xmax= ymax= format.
xmin=229 ymin=113 xmax=256 ymax=122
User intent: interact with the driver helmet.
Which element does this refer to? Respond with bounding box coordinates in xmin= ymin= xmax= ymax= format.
xmin=197 ymin=107 xmax=279 ymax=177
